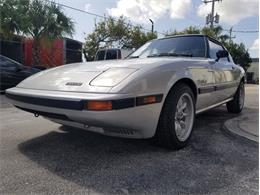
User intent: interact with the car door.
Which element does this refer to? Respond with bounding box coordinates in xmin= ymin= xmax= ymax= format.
xmin=186 ymin=36 xmax=216 ymax=111
xmin=208 ymin=39 xmax=238 ymax=103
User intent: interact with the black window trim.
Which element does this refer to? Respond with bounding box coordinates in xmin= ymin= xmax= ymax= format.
xmin=206 ymin=37 xmax=230 ymax=62
xmin=203 ymin=36 xmax=208 ymax=58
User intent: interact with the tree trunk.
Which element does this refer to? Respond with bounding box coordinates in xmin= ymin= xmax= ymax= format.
xmin=32 ymin=37 xmax=41 ymax=66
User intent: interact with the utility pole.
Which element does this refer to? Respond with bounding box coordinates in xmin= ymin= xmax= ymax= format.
xmin=229 ymin=27 xmax=236 ymax=43
xmin=210 ymin=0 xmax=215 ymax=28
xmin=204 ymin=0 xmax=221 ymax=29
xmin=149 ymin=19 xmax=154 ymax=33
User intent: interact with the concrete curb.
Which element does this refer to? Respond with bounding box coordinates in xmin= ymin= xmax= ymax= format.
xmin=223 ymin=113 xmax=258 ymax=143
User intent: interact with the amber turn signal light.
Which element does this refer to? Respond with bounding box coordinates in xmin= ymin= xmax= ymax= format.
xmin=142 ymin=96 xmax=157 ymax=104
xmin=136 ymin=95 xmax=161 ymax=106
xmin=85 ymin=100 xmax=113 ymax=111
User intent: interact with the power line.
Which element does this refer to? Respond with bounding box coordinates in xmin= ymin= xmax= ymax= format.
xmin=11 ymin=0 xmax=258 ymax=37
xmin=44 ymin=0 xmax=167 ymax=36
xmin=46 ymin=0 xmax=208 ymax=37
xmin=45 ymin=0 xmax=259 ymax=36
xmin=223 ymin=29 xmax=259 ymax=33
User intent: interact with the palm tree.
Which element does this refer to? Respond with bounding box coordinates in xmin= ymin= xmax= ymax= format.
xmin=27 ymin=0 xmax=74 ymax=65
xmin=183 ymin=26 xmax=200 ymax=34
xmin=1 ymin=0 xmax=74 ymax=65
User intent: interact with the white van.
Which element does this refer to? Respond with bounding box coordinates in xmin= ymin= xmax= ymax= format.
xmin=95 ymin=48 xmax=133 ymax=61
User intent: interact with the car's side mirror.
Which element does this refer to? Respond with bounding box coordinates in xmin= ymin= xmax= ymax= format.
xmin=216 ymin=50 xmax=228 ymax=62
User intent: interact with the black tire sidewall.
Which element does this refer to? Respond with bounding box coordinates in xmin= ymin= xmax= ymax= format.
xmin=157 ymin=83 xmax=195 ymax=149
xmin=238 ymin=82 xmax=245 ymax=110
xmin=227 ymin=81 xmax=245 ymax=113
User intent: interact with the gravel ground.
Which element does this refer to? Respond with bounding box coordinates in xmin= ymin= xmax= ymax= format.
xmin=0 ymin=89 xmax=258 ymax=195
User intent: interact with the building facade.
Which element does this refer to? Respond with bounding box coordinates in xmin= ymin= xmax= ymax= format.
xmin=246 ymin=58 xmax=259 ymax=84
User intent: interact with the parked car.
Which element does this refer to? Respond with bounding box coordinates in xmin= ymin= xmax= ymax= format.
xmin=6 ymin=35 xmax=245 ymax=149
xmin=0 ymin=55 xmax=41 ymax=92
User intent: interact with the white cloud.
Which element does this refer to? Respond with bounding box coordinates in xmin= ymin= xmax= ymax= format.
xmin=170 ymin=0 xmax=191 ymax=19
xmin=250 ymin=38 xmax=259 ymax=50
xmin=85 ymin=3 xmax=92 ymax=12
xmin=197 ymin=0 xmax=259 ymax=25
xmin=107 ymin=0 xmax=192 ymax=23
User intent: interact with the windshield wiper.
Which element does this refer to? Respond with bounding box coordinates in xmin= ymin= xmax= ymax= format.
xmin=147 ymin=52 xmax=192 ymax=58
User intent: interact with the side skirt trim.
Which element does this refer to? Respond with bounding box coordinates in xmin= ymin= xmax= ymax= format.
xmin=198 ymin=82 xmax=238 ymax=94
xmin=196 ymin=97 xmax=233 ymax=114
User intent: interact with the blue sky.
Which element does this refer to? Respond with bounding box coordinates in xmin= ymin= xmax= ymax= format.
xmin=56 ymin=0 xmax=259 ymax=58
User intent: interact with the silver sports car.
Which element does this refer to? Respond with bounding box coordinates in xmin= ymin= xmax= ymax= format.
xmin=6 ymin=35 xmax=245 ymax=149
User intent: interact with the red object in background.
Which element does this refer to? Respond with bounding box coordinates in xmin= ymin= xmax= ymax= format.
xmin=1 ymin=35 xmax=82 ymax=67
xmin=24 ymin=39 xmax=33 ymax=66
xmin=24 ymin=39 xmax=64 ymax=67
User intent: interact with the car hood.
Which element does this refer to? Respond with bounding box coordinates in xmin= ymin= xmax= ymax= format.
xmin=16 ymin=57 xmax=192 ymax=93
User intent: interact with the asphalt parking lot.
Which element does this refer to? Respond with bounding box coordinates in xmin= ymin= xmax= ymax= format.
xmin=0 ymin=86 xmax=258 ymax=195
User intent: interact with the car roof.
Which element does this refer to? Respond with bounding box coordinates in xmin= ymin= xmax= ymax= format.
xmin=159 ymin=34 xmax=206 ymax=39
xmin=0 ymin=55 xmax=23 ymax=66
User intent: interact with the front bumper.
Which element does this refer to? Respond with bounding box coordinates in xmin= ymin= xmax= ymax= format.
xmin=6 ymin=87 xmax=163 ymax=138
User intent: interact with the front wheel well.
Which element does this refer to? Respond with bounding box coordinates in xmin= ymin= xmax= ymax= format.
xmin=168 ymin=78 xmax=198 ymax=102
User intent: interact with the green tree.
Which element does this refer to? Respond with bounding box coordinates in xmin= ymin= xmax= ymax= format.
xmin=166 ymin=26 xmax=200 ymax=36
xmin=0 ymin=0 xmax=74 ymax=65
xmin=126 ymin=26 xmax=157 ymax=49
xmin=201 ymin=26 xmax=229 ymax=43
xmin=84 ymin=16 xmax=157 ymax=61
xmin=0 ymin=0 xmax=27 ymax=37
xmin=84 ymin=16 xmax=130 ymax=61
xmin=224 ymin=41 xmax=252 ymax=71
xmin=167 ymin=25 xmax=229 ymax=42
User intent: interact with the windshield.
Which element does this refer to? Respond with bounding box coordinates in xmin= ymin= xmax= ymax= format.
xmin=128 ymin=36 xmax=206 ymax=58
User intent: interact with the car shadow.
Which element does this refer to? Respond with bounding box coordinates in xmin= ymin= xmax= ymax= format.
xmin=18 ymin=107 xmax=258 ymax=194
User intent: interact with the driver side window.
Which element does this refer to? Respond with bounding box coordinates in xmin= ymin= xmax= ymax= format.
xmin=208 ymin=40 xmax=229 ymax=62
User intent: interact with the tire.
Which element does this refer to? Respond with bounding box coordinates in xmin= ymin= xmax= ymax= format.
xmin=226 ymin=81 xmax=245 ymax=113
xmin=154 ymin=83 xmax=195 ymax=149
